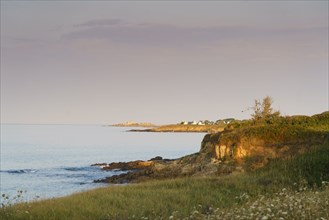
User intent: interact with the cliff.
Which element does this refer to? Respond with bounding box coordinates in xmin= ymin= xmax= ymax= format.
xmin=201 ymin=111 xmax=329 ymax=168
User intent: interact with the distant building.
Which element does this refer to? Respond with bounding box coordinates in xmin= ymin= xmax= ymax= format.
xmin=223 ymin=118 xmax=235 ymax=124
xmin=215 ymin=118 xmax=235 ymax=125
xmin=180 ymin=120 xmax=215 ymax=126
xmin=197 ymin=121 xmax=205 ymax=125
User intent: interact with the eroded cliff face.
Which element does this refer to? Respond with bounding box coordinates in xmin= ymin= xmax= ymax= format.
xmin=200 ymin=130 xmax=329 ymax=169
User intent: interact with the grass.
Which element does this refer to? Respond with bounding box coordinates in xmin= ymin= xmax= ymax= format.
xmin=1 ymin=178 xmax=245 ymax=220
xmin=1 ymin=142 xmax=329 ymax=220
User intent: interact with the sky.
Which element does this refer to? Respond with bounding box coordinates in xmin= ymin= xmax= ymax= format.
xmin=1 ymin=1 xmax=328 ymax=125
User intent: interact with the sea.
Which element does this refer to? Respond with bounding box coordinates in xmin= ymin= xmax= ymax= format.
xmin=0 ymin=124 xmax=204 ymax=203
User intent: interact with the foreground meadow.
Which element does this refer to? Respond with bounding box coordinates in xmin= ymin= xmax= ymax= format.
xmin=1 ymin=142 xmax=328 ymax=220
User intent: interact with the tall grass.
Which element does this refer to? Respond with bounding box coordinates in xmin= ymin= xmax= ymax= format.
xmin=251 ymin=143 xmax=329 ymax=187
xmin=1 ymin=142 xmax=328 ymax=220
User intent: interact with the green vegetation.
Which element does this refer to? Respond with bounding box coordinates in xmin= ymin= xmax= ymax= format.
xmin=222 ymin=96 xmax=328 ymax=145
xmin=222 ymin=111 xmax=329 ymax=145
xmin=1 ymin=142 xmax=328 ymax=219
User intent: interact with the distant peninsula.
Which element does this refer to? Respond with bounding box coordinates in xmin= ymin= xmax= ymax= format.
xmin=128 ymin=119 xmax=233 ymax=133
xmin=111 ymin=121 xmax=157 ymax=127
xmin=129 ymin=124 xmax=225 ymax=133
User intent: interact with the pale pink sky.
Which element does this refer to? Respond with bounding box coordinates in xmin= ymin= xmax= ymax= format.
xmin=1 ymin=1 xmax=328 ymax=124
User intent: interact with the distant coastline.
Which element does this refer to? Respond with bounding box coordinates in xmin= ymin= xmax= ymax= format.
xmin=111 ymin=121 xmax=157 ymax=127
xmin=129 ymin=124 xmax=225 ymax=133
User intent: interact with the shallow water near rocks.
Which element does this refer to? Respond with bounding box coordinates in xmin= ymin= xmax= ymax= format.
xmin=0 ymin=124 xmax=204 ymax=202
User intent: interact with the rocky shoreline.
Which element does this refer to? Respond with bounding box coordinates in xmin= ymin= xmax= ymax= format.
xmin=92 ymin=150 xmax=241 ymax=184
xmin=92 ymin=156 xmax=177 ymax=184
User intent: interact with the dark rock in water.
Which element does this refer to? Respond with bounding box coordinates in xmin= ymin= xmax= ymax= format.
xmin=92 ymin=157 xmax=172 ymax=172
xmin=91 ymin=163 xmax=108 ymax=167
xmin=150 ymin=156 xmax=163 ymax=161
xmin=102 ymin=160 xmax=154 ymax=171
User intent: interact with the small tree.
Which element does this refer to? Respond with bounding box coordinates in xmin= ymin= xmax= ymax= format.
xmin=262 ymin=96 xmax=274 ymax=119
xmin=252 ymin=96 xmax=280 ymax=122
xmin=251 ymin=99 xmax=262 ymax=121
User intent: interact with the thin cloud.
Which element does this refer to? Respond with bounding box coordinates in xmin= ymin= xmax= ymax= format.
xmin=62 ymin=23 xmax=327 ymax=47
xmin=74 ymin=19 xmax=122 ymax=27
xmin=62 ymin=24 xmax=251 ymax=46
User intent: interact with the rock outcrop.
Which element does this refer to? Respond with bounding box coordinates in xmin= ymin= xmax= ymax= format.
xmin=93 ymin=149 xmax=240 ymax=184
xmin=92 ymin=157 xmax=172 ymax=171
xmin=102 ymin=160 xmax=154 ymax=171
xmin=200 ymin=124 xmax=329 ymax=169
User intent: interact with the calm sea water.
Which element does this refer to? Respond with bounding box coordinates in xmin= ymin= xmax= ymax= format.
xmin=0 ymin=124 xmax=204 ymax=202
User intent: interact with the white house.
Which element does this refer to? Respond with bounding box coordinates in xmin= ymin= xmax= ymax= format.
xmin=197 ymin=121 xmax=205 ymax=125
